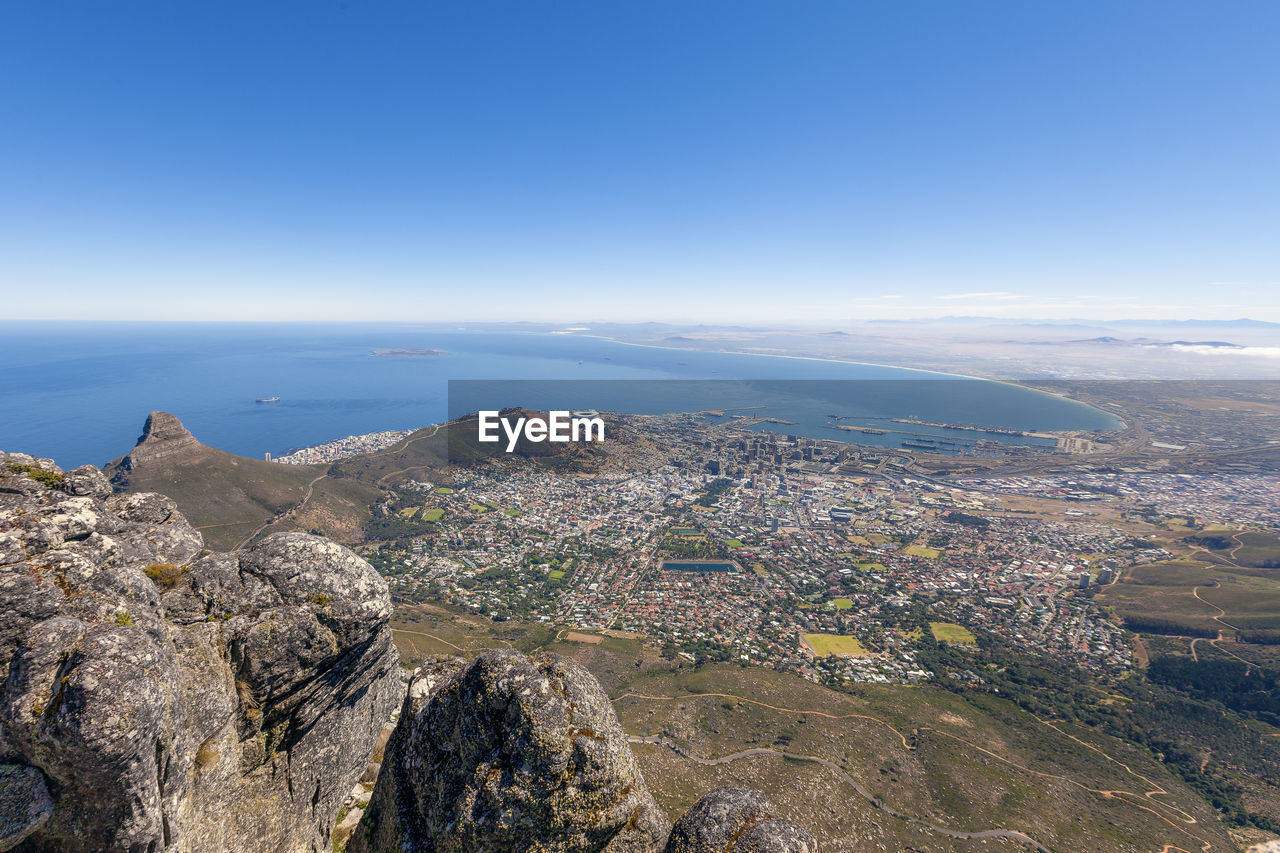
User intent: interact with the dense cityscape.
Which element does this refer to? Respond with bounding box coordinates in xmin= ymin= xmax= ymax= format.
xmin=348 ymin=414 xmax=1221 ymax=690
xmin=274 ymin=429 xmax=414 ymax=464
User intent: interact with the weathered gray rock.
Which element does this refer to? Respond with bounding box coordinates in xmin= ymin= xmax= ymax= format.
xmin=2 ymin=452 xmax=822 ymax=853
xmin=0 ymin=765 xmax=52 ymax=852
xmin=0 ymin=453 xmax=402 ymax=853
xmin=348 ymin=656 xmax=467 ymax=852
xmin=59 ymin=466 xmax=111 ymax=500
xmin=663 ymin=787 xmax=817 ymax=853
xmin=351 ymin=649 xmax=670 ymax=853
xmin=734 ymin=820 xmax=818 ymax=853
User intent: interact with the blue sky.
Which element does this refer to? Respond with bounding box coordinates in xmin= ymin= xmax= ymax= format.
xmin=2 ymin=1 xmax=1277 ymax=323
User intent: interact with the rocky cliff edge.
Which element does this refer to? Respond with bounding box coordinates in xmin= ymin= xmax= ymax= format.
xmin=0 ymin=452 xmax=403 ymax=852
xmin=351 ymin=649 xmax=817 ymax=853
xmin=1 ymin=450 xmax=816 ymax=853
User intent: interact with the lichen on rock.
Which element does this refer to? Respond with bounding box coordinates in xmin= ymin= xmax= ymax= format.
xmin=350 ymin=649 xmax=670 ymax=853
xmin=663 ymin=787 xmax=818 ymax=853
xmin=0 ymin=764 xmax=52 ymax=852
xmin=0 ymin=452 xmax=402 ymax=853
xmin=1 ymin=449 xmax=820 ymax=853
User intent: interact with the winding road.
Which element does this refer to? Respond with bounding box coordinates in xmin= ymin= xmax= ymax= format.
xmin=615 ymin=690 xmax=914 ymax=750
xmin=629 ymin=733 xmax=1051 ymax=851
xmin=374 ymin=423 xmax=443 ymax=487
xmin=231 ymin=423 xmax=445 ymax=551
xmin=1191 ymin=583 xmax=1255 ymax=670
xmin=234 ymin=469 xmax=330 ymax=550
xmin=616 ymin=689 xmax=1215 ymax=852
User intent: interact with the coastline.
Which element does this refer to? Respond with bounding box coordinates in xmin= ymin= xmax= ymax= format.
xmin=559 ymin=331 xmax=1124 ymax=431
xmin=274 ymin=428 xmax=415 ymax=464
xmin=0 ymin=324 xmax=1124 ymax=467
xmin=562 ymin=330 xmax=985 ymax=380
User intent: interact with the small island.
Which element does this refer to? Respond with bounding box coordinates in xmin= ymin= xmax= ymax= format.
xmin=370 ymin=348 xmax=449 ymax=357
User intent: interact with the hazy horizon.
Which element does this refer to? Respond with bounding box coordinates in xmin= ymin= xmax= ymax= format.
xmin=3 ymin=316 xmax=1279 ymax=329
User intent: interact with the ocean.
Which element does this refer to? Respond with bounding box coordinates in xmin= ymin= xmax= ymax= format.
xmin=0 ymin=322 xmax=1120 ymax=468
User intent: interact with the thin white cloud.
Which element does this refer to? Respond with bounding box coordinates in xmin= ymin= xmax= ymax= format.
xmin=936 ymin=291 xmax=1026 ymax=300
xmin=1161 ymin=345 xmax=1280 ymax=359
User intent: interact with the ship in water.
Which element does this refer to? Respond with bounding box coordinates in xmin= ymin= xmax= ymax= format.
xmin=255 ymin=396 xmax=280 ymax=403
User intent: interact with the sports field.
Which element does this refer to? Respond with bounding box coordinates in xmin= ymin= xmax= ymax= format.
xmin=804 ymin=633 xmax=871 ymax=657
xmin=930 ymin=622 xmax=977 ymax=644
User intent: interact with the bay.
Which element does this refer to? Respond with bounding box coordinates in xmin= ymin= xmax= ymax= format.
xmin=0 ymin=322 xmax=1118 ymax=468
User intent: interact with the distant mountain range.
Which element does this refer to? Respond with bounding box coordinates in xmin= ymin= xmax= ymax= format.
xmin=865 ymin=317 xmax=1280 ymax=329
xmin=1068 ymin=337 xmax=1246 ymax=348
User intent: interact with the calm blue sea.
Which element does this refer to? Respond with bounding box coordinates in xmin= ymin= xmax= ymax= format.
xmin=0 ymin=323 xmax=1119 ymax=468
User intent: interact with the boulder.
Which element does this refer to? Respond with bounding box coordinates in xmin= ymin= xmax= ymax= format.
xmin=0 ymin=453 xmax=402 ymax=852
xmin=0 ymin=765 xmax=52 ymax=852
xmin=351 ymin=650 xmax=670 ymax=853
xmin=663 ymin=787 xmax=817 ymax=853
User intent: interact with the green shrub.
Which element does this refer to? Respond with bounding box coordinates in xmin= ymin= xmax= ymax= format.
xmin=6 ymin=463 xmax=64 ymax=488
xmin=143 ymin=562 xmax=189 ymax=590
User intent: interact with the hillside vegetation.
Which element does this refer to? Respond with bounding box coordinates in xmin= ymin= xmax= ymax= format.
xmin=386 ymin=602 xmax=1241 ymax=852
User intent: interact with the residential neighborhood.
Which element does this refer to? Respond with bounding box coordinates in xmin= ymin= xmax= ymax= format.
xmin=347 ymin=414 xmax=1241 ymax=690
